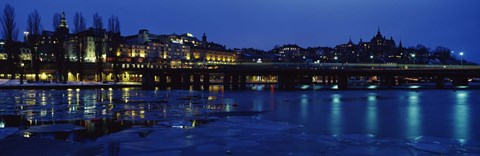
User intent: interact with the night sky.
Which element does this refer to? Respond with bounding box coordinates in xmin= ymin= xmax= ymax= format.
xmin=2 ymin=0 xmax=480 ymax=62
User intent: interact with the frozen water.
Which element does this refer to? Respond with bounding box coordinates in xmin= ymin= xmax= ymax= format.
xmin=25 ymin=124 xmax=85 ymax=133
xmin=1 ymin=89 xmax=480 ymax=155
xmin=0 ymin=127 xmax=18 ymax=139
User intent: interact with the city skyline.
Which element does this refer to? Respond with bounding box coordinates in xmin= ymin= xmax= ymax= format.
xmin=1 ymin=0 xmax=479 ymax=62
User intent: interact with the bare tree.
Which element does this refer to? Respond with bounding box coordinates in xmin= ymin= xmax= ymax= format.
xmin=108 ymin=15 xmax=120 ymax=33
xmin=93 ymin=12 xmax=105 ymax=82
xmin=26 ymin=10 xmax=43 ymax=82
xmin=93 ymin=12 xmax=103 ymax=29
xmin=108 ymin=15 xmax=121 ymax=83
xmin=27 ymin=10 xmax=42 ymax=35
xmin=115 ymin=16 xmax=120 ymax=33
xmin=52 ymin=13 xmax=61 ymax=30
xmin=1 ymin=4 xmax=19 ymax=80
xmin=74 ymin=12 xmax=86 ymax=81
xmin=73 ymin=12 xmax=86 ymax=33
xmin=1 ymin=4 xmax=18 ymax=41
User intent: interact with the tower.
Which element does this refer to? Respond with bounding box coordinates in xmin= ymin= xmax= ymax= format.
xmin=202 ymin=33 xmax=207 ymax=45
xmin=56 ymin=12 xmax=69 ymax=35
xmin=60 ymin=12 xmax=68 ymax=28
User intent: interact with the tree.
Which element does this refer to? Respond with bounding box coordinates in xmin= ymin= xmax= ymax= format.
xmin=74 ymin=12 xmax=86 ymax=33
xmin=52 ymin=12 xmax=70 ymax=83
xmin=27 ymin=10 xmax=42 ymax=82
xmin=93 ymin=12 xmax=105 ymax=82
xmin=52 ymin=13 xmax=61 ymax=30
xmin=93 ymin=13 xmax=103 ymax=29
xmin=1 ymin=4 xmax=18 ymax=41
xmin=1 ymin=4 xmax=19 ymax=80
xmin=74 ymin=12 xmax=86 ymax=81
xmin=108 ymin=15 xmax=120 ymax=34
xmin=27 ymin=10 xmax=42 ymax=35
xmin=108 ymin=15 xmax=121 ymax=83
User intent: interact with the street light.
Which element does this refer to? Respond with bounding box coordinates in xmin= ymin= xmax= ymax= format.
xmin=20 ymin=62 xmax=25 ymax=84
xmin=23 ymin=31 xmax=29 ymax=42
xmin=459 ymin=52 xmax=464 ymax=66
xmin=411 ymin=54 xmax=416 ymax=68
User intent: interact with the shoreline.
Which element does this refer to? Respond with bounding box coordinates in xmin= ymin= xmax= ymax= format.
xmin=0 ymin=84 xmax=141 ymax=90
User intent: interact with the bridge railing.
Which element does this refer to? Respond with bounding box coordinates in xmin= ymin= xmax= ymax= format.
xmin=199 ymin=62 xmax=480 ymax=70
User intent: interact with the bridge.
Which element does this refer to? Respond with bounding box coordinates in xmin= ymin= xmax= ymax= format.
xmin=140 ymin=63 xmax=480 ymax=90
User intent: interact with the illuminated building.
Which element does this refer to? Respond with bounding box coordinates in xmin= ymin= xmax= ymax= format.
xmin=190 ymin=33 xmax=236 ymax=64
xmin=74 ymin=28 xmax=108 ymax=63
xmin=271 ymin=44 xmax=306 ymax=62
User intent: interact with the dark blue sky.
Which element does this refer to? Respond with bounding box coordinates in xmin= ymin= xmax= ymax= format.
xmin=2 ymin=0 xmax=480 ymax=62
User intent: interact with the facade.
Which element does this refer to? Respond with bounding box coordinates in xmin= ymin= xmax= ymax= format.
xmin=1 ymin=24 xmax=466 ymax=83
xmin=75 ymin=28 xmax=108 ymax=63
xmin=190 ymin=33 xmax=236 ymax=64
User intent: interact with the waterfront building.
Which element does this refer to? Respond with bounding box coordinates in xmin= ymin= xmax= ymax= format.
xmin=190 ymin=33 xmax=236 ymax=65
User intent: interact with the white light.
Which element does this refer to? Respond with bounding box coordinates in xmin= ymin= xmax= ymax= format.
xmin=460 ymin=52 xmax=464 ymax=56
xmin=23 ymin=31 xmax=29 ymax=35
xmin=334 ymin=56 xmax=338 ymax=60
xmin=409 ymin=85 xmax=420 ymax=89
xmin=300 ymin=85 xmax=309 ymax=89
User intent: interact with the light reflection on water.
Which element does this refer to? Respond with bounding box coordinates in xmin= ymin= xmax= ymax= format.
xmin=0 ymin=87 xmax=479 ymax=141
xmin=218 ymin=89 xmax=480 ymax=140
xmin=454 ymin=91 xmax=470 ymax=139
xmin=406 ymin=91 xmax=421 ymax=138
xmin=330 ymin=94 xmax=342 ymax=135
xmin=366 ymin=93 xmax=377 ymax=134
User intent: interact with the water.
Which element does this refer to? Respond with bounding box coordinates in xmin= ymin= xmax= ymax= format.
xmin=228 ymin=89 xmax=480 ymax=140
xmin=0 ymin=86 xmax=479 ymax=155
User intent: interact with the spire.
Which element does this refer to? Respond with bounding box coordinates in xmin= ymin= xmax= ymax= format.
xmin=202 ymin=33 xmax=207 ymax=47
xmin=359 ymin=37 xmax=364 ymax=44
xmin=375 ymin=25 xmax=383 ymax=39
xmin=398 ymin=40 xmax=403 ymax=49
xmin=60 ymin=12 xmax=68 ymax=28
xmin=202 ymin=33 xmax=207 ymax=43
xmin=347 ymin=36 xmax=354 ymax=45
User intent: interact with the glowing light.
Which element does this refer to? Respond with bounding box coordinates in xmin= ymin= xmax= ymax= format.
xmin=300 ymin=85 xmax=309 ymax=89
xmin=23 ymin=132 xmax=31 ymax=138
xmin=460 ymin=52 xmax=464 ymax=56
xmin=331 ymin=85 xmax=338 ymax=89
xmin=367 ymin=85 xmax=377 ymax=89
xmin=409 ymin=85 xmax=420 ymax=89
